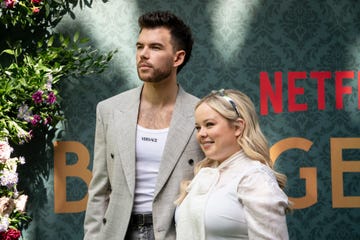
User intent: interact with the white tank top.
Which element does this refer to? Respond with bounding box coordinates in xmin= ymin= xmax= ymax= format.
xmin=133 ymin=125 xmax=169 ymax=213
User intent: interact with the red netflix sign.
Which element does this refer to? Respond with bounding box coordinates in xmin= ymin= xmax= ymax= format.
xmin=260 ymin=71 xmax=360 ymax=115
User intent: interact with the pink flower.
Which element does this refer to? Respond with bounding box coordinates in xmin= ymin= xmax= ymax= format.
xmin=31 ymin=114 xmax=41 ymax=126
xmin=0 ymin=228 xmax=21 ymax=240
xmin=32 ymin=90 xmax=43 ymax=104
xmin=32 ymin=6 xmax=40 ymax=13
xmin=4 ymin=0 xmax=18 ymax=8
xmin=28 ymin=130 xmax=34 ymax=138
xmin=46 ymin=91 xmax=56 ymax=104
xmin=31 ymin=0 xmax=41 ymax=4
xmin=0 ymin=140 xmax=13 ymax=163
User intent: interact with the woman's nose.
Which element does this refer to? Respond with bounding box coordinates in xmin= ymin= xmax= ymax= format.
xmin=198 ymin=127 xmax=207 ymax=137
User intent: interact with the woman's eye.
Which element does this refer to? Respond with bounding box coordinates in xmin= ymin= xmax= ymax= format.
xmin=195 ymin=126 xmax=200 ymax=131
xmin=206 ymin=122 xmax=214 ymax=127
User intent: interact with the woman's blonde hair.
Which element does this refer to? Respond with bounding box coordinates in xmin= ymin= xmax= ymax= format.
xmin=175 ymin=89 xmax=289 ymax=210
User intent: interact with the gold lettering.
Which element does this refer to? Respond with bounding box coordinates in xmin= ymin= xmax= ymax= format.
xmin=270 ymin=137 xmax=317 ymax=209
xmin=331 ymin=138 xmax=360 ymax=208
xmin=54 ymin=141 xmax=92 ymax=213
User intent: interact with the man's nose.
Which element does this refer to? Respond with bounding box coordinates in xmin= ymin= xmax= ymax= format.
xmin=139 ymin=47 xmax=149 ymax=59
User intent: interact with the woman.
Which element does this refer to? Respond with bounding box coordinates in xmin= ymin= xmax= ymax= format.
xmin=175 ymin=89 xmax=291 ymax=240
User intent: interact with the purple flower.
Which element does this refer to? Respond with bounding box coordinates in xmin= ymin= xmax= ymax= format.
xmin=46 ymin=92 xmax=56 ymax=104
xmin=44 ymin=116 xmax=52 ymax=125
xmin=31 ymin=114 xmax=41 ymax=126
xmin=0 ymin=216 xmax=9 ymax=232
xmin=32 ymin=90 xmax=43 ymax=104
xmin=28 ymin=130 xmax=34 ymax=139
xmin=17 ymin=104 xmax=32 ymax=122
xmin=0 ymin=170 xmax=18 ymax=189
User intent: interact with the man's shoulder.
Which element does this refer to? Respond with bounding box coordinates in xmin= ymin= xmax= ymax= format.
xmin=98 ymin=86 xmax=141 ymax=107
xmin=179 ymin=86 xmax=200 ymax=103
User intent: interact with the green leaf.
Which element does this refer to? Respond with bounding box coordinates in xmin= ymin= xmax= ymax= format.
xmin=80 ymin=37 xmax=90 ymax=43
xmin=73 ymin=32 xmax=80 ymax=43
xmin=1 ymin=49 xmax=15 ymax=55
xmin=48 ymin=36 xmax=54 ymax=47
xmin=45 ymin=3 xmax=50 ymax=17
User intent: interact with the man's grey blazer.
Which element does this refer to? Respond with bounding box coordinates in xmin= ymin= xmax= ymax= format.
xmin=83 ymin=85 xmax=204 ymax=240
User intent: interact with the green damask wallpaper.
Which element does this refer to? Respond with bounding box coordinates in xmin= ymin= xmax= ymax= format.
xmin=21 ymin=0 xmax=359 ymax=239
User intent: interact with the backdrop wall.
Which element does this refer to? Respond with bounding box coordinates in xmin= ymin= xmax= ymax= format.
xmin=21 ymin=0 xmax=359 ymax=239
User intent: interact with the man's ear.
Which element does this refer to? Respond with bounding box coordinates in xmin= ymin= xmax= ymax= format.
xmin=234 ymin=118 xmax=245 ymax=137
xmin=174 ymin=50 xmax=185 ymax=67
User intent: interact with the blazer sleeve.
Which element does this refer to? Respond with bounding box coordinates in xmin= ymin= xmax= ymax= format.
xmin=83 ymin=103 xmax=111 ymax=240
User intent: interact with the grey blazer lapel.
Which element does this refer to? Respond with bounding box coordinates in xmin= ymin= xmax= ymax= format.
xmin=154 ymin=87 xmax=196 ymax=197
xmin=113 ymin=86 xmax=142 ymax=196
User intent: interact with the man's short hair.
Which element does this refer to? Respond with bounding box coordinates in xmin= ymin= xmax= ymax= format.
xmin=138 ymin=11 xmax=194 ymax=73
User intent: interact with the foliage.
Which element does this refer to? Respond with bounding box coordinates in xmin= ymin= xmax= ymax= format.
xmin=1 ymin=0 xmax=116 ymax=143
xmin=0 ymin=33 xmax=115 ymax=143
xmin=0 ymin=0 xmax=115 ymax=238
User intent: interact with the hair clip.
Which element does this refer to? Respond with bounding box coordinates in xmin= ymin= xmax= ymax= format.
xmin=212 ymin=89 xmax=240 ymax=117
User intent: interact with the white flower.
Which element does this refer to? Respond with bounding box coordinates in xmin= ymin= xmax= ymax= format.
xmin=14 ymin=195 xmax=28 ymax=212
xmin=44 ymin=73 xmax=53 ymax=91
xmin=12 ymin=121 xmax=31 ymax=143
xmin=0 ymin=139 xmax=13 ymax=163
xmin=17 ymin=104 xmax=32 ymax=122
xmin=18 ymin=156 xmax=25 ymax=165
xmin=0 ymin=216 xmax=9 ymax=232
xmin=5 ymin=158 xmax=18 ymax=172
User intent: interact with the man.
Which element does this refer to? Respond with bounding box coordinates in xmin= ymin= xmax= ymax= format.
xmin=83 ymin=11 xmax=204 ymax=240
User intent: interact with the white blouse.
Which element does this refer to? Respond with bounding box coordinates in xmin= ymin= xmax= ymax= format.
xmin=175 ymin=151 xmax=289 ymax=240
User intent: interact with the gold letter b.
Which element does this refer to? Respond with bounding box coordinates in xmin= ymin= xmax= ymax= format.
xmin=54 ymin=141 xmax=92 ymax=213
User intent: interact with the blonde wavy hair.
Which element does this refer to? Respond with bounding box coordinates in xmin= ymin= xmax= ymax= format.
xmin=175 ymin=89 xmax=290 ymax=210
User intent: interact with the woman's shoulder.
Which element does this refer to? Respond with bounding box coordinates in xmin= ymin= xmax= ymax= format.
xmin=231 ymin=156 xmax=277 ymax=185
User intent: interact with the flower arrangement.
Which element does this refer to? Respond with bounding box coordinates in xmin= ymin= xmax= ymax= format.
xmin=0 ymin=0 xmax=115 ymax=238
xmin=0 ymin=49 xmax=63 ymax=144
xmin=0 ymin=139 xmax=29 ymax=240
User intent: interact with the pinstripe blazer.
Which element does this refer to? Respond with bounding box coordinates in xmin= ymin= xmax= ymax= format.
xmin=83 ymin=85 xmax=204 ymax=240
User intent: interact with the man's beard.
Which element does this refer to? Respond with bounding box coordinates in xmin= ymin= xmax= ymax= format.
xmin=137 ymin=64 xmax=172 ymax=83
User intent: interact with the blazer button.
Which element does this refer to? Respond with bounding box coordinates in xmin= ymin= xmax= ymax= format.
xmin=188 ymin=159 xmax=194 ymax=166
xmin=110 ymin=153 xmax=114 ymax=158
xmin=103 ymin=218 xmax=107 ymax=224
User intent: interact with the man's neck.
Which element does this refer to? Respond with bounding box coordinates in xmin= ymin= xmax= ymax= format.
xmin=141 ymin=81 xmax=179 ymax=107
